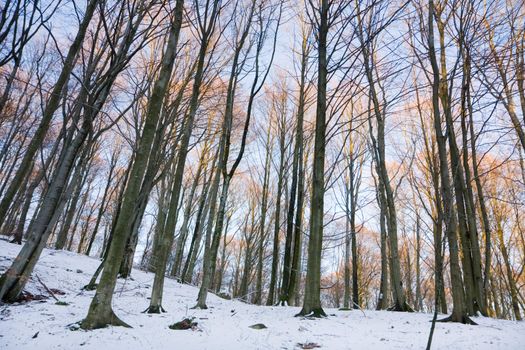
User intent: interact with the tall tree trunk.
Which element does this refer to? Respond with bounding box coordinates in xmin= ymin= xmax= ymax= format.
xmin=267 ymin=120 xmax=286 ymax=306
xmin=415 ymin=79 xmax=447 ymax=314
xmin=297 ymin=0 xmax=328 ymax=317
xmin=463 ymin=46 xmax=492 ymax=315
xmin=436 ymin=18 xmax=481 ymax=316
xmin=495 ymin=213 xmax=522 ymax=320
xmin=376 ymin=179 xmax=389 ymax=311
xmin=81 ymin=0 xmax=185 ymax=328
xmin=195 ymin=176 xmax=231 ymax=309
xmin=77 ymin=187 xmax=98 ymax=253
xmin=286 ymin=33 xmax=308 ymax=306
xmin=118 ymin=192 xmax=149 ymax=278
xmin=343 ymin=184 xmax=351 ymax=310
xmin=86 ymin=148 xmax=118 ymax=256
xmin=239 ymin=206 xmax=255 ymax=300
xmin=184 ymin=160 xmax=220 ymax=285
xmin=0 ymin=121 xmax=91 ymax=301
xmin=194 ymin=0 xmax=260 ymax=309
xmin=254 ymin=120 xmax=272 ymax=305
xmin=54 ymin=150 xmax=91 ymax=250
xmin=12 ymin=134 xmax=64 ymax=244
xmin=287 ymin=146 xmax=306 ymax=307
xmin=0 ymin=0 xmax=99 ymax=224
xmin=415 ymin=213 xmax=422 ymax=311
xmin=180 ymin=160 xmax=214 ymax=282
xmin=356 ymin=3 xmax=408 ymax=311
xmin=147 ymin=173 xmax=171 ymax=272
xmin=172 ymin=144 xmax=208 ymax=278
xmin=428 ymin=0 xmax=472 ymax=324
xmin=146 ymin=167 xmax=182 ymax=313
xmin=279 ymin=107 xmax=302 ymax=305
xmin=214 ymin=212 xmax=232 ymax=293
xmin=145 ymin=1 xmax=219 ymax=311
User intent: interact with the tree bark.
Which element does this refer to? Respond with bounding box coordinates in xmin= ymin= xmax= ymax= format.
xmin=0 ymin=0 xmax=99 ymax=224
xmin=267 ymin=109 xmax=287 ymax=306
xmin=297 ymin=0 xmax=328 ymax=317
xmin=81 ymin=0 xmax=185 ymax=328
xmin=0 ymin=120 xmax=91 ymax=301
xmin=428 ymin=0 xmax=473 ymax=324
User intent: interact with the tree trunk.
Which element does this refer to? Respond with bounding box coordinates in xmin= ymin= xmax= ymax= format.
xmin=343 ymin=186 xmax=351 ymax=310
xmin=428 ymin=0 xmax=472 ymax=324
xmin=0 ymin=0 xmax=99 ymax=224
xmin=287 ymin=148 xmax=306 ymax=307
xmin=81 ymin=0 xmax=185 ymax=328
xmin=0 ymin=122 xmax=90 ymax=301
xmin=286 ymin=34 xmax=308 ymax=306
xmin=54 ymin=151 xmax=91 ymax=250
xmin=297 ymin=0 xmax=328 ymax=317
xmin=195 ymin=176 xmax=231 ymax=309
xmin=86 ymin=148 xmax=118 ymax=256
xmin=172 ymin=145 xmax=208 ymax=278
xmin=495 ymin=214 xmax=522 ymax=320
xmin=146 ymin=2 xmax=220 ymax=311
xmin=356 ymin=3 xmax=408 ymax=310
xmin=267 ymin=120 xmax=286 ymax=306
xmin=376 ymin=186 xmax=389 ymax=311
xmin=184 ymin=161 xmax=220 ymax=285
xmin=239 ymin=206 xmax=255 ymax=300
xmin=254 ymin=119 xmax=272 ymax=305
xmin=415 ymin=213 xmax=422 ymax=311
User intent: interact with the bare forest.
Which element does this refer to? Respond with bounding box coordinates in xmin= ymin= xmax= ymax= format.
xmin=0 ymin=0 xmax=524 ymax=348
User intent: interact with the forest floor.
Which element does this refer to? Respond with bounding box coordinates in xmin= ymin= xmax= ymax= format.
xmin=0 ymin=240 xmax=524 ymax=350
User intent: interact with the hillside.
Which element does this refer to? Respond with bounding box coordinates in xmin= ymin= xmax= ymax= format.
xmin=1 ymin=241 xmax=523 ymax=349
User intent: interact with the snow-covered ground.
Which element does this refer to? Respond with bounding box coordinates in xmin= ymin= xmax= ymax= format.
xmin=0 ymin=240 xmax=523 ymax=350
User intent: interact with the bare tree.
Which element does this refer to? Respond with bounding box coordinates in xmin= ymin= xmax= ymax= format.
xmin=81 ymin=0 xmax=186 ymax=328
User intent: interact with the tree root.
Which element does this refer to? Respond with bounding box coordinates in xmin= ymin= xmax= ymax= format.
xmin=143 ymin=305 xmax=166 ymax=314
xmin=191 ymin=303 xmax=208 ymax=310
xmin=80 ymin=308 xmax=132 ymax=330
xmin=437 ymin=314 xmax=477 ymax=325
xmin=295 ymin=307 xmax=327 ymax=318
xmin=387 ymin=301 xmax=414 ymax=312
xmin=82 ymin=283 xmax=98 ymax=291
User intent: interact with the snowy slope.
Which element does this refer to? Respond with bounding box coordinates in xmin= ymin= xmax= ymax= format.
xmin=0 ymin=240 xmax=523 ymax=350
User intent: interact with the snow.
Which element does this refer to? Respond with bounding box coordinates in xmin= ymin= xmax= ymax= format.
xmin=0 ymin=240 xmax=523 ymax=350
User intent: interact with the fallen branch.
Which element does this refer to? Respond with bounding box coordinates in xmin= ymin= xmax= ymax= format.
xmin=35 ymin=274 xmax=59 ymax=302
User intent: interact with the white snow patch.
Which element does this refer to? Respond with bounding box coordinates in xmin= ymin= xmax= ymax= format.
xmin=0 ymin=240 xmax=523 ymax=349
